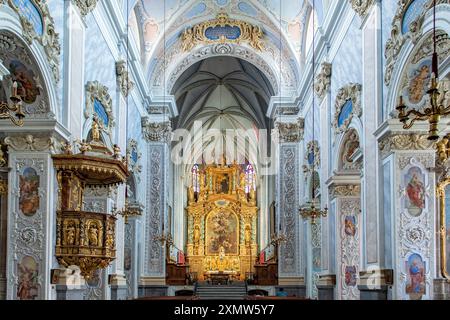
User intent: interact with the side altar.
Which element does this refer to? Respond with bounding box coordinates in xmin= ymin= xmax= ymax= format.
xmin=186 ymin=160 xmax=258 ymax=281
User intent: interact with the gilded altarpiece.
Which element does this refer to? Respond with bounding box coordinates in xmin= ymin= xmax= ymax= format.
xmin=186 ymin=163 xmax=258 ymax=281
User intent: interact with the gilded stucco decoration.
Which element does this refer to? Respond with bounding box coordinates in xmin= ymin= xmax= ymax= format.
xmin=181 ymin=13 xmax=264 ymax=52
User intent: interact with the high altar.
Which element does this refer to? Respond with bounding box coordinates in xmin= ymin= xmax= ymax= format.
xmin=186 ymin=160 xmax=258 ymax=281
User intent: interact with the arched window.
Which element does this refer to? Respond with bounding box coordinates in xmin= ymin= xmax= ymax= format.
xmin=192 ymin=164 xmax=200 ymax=192
xmin=245 ymin=164 xmax=256 ymax=194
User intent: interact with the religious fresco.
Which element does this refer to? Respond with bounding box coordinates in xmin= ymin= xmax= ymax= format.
xmin=405 ymin=253 xmax=426 ymax=300
xmin=9 ymin=60 xmax=41 ymax=104
xmin=344 ymin=266 xmax=357 ymax=287
xmin=206 ymin=210 xmax=238 ymax=255
xmin=344 ymin=216 xmax=356 ymax=237
xmin=17 ymin=256 xmax=39 ymax=300
xmin=401 ymin=0 xmax=428 ymax=34
xmin=405 ymin=167 xmax=426 ymax=217
xmin=12 ymin=0 xmax=44 ymax=36
xmin=19 ymin=167 xmax=40 ymax=216
xmin=406 ymin=59 xmax=432 ymax=105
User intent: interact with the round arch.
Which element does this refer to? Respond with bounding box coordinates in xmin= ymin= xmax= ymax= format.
xmin=385 ymin=3 xmax=450 ymax=118
xmin=0 ymin=9 xmax=60 ymax=122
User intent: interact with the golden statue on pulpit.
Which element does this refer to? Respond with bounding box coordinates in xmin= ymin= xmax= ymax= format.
xmin=185 ymin=157 xmax=258 ymax=281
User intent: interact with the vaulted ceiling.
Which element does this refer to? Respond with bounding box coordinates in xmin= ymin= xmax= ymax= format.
xmin=172 ymin=56 xmax=274 ymax=130
xmin=171 ymin=56 xmax=275 ymax=166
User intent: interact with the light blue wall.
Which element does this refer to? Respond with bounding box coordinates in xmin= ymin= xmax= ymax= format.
xmin=47 ymin=0 xmax=65 ymax=123
xmin=330 ymin=16 xmax=362 ymax=100
xmin=84 ymin=15 xmax=117 ymax=98
xmin=381 ymin=0 xmax=398 ymax=120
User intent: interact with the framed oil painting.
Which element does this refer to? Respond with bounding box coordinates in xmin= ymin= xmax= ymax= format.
xmin=438 ymin=177 xmax=450 ymax=280
xmin=206 ymin=210 xmax=238 ymax=255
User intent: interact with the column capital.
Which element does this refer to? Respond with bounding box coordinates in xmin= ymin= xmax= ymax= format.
xmin=348 ymin=0 xmax=375 ymax=18
xmin=72 ymin=0 xmax=99 ymax=18
xmin=141 ymin=117 xmax=172 ymax=144
xmin=273 ymin=118 xmax=304 ymax=143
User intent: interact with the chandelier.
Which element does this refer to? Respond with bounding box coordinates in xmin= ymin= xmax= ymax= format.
xmin=0 ymin=81 xmax=25 ymax=126
xmin=300 ymin=202 xmax=328 ymax=225
xmin=117 ymin=199 xmax=144 ymax=224
xmin=396 ymin=0 xmax=449 ymax=141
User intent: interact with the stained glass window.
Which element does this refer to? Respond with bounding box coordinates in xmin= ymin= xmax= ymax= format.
xmin=245 ymin=164 xmax=256 ymax=193
xmin=402 ymin=0 xmax=428 ymax=35
xmin=12 ymin=0 xmax=44 ymax=36
xmin=192 ymin=164 xmax=200 ymax=192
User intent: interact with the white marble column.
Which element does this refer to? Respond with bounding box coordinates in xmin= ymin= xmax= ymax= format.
xmin=141 ymin=118 xmax=171 ymax=290
xmin=275 ymin=118 xmax=304 ymax=285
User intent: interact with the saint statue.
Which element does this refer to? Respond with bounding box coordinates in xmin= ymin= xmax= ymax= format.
xmin=245 ymin=225 xmax=251 ymax=245
xmin=65 ymin=222 xmax=76 ymax=246
xmin=188 ymin=186 xmax=195 ymax=203
xmin=91 ymin=117 xmax=101 ymax=141
xmin=88 ymin=224 xmax=99 ymax=247
xmin=193 ymin=225 xmax=200 ymax=245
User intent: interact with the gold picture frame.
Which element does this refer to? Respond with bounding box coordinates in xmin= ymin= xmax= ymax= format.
xmin=438 ymin=176 xmax=450 ymax=279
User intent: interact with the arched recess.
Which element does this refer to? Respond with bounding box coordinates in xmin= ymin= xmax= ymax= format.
xmin=329 ymin=128 xmax=363 ymax=301
xmin=0 ymin=29 xmax=58 ymax=123
xmin=385 ymin=1 xmax=450 ymax=120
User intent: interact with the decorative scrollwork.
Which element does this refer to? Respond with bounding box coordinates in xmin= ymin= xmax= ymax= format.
xmin=181 ymin=13 xmax=264 ymax=52
xmin=333 ymin=83 xmax=362 ymax=134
